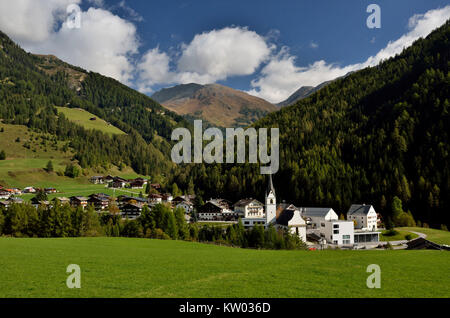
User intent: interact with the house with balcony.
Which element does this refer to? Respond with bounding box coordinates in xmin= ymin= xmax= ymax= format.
xmin=347 ymin=204 xmax=378 ymax=231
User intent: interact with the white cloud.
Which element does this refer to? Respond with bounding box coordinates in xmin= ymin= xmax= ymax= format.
xmin=248 ymin=5 xmax=450 ymax=103
xmin=137 ymin=27 xmax=273 ymax=92
xmin=247 ymin=48 xmax=357 ymax=103
xmin=116 ymin=0 xmax=144 ymax=22
xmin=178 ymin=27 xmax=272 ymax=79
xmin=0 ymin=0 xmax=80 ymax=43
xmin=0 ymin=0 xmax=139 ymax=84
xmin=0 ymin=1 xmax=448 ymax=103
xmin=137 ymin=48 xmax=174 ymax=93
xmin=309 ymin=41 xmax=319 ymax=49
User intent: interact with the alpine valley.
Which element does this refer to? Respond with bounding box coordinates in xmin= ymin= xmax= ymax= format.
xmin=0 ymin=19 xmax=449 ymax=228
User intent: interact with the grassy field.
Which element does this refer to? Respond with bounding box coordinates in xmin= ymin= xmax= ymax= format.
xmin=56 ymin=107 xmax=125 ymax=136
xmin=379 ymin=229 xmax=419 ymax=242
xmin=0 ymin=123 xmax=72 ymax=160
xmin=0 ymin=238 xmax=449 ymax=298
xmin=399 ymin=227 xmax=450 ymax=245
xmin=0 ymin=157 xmax=147 ymax=199
xmin=0 ymin=123 xmax=148 ymax=197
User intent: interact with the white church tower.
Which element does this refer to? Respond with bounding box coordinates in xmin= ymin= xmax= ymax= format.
xmin=265 ymin=174 xmax=277 ymax=225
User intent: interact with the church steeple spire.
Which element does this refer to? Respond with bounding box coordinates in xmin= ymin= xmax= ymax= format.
xmin=266 ymin=173 xmax=275 ymax=197
xmin=265 ymin=174 xmax=276 ymax=225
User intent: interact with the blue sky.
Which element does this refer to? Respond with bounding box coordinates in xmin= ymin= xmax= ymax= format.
xmin=1 ymin=0 xmax=449 ymax=102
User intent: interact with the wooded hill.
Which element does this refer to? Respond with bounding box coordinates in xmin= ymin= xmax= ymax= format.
xmin=180 ymin=20 xmax=450 ymax=228
xmin=0 ymin=30 xmax=189 ymax=177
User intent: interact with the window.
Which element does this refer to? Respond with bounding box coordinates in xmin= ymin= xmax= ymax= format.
xmin=333 ymin=230 xmax=339 ymax=234
xmin=333 ymin=240 xmax=338 ymax=245
xmin=343 ymin=240 xmax=351 ymax=244
xmin=333 ymin=224 xmax=339 ymax=228
xmin=343 ymin=235 xmax=350 ymax=239
xmin=244 ymin=221 xmax=249 ymax=225
xmin=321 ymin=223 xmax=325 ymax=227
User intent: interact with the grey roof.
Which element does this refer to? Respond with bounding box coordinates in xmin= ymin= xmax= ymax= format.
xmin=347 ymin=204 xmax=374 ymax=216
xmin=276 ymin=206 xmax=297 ymax=226
xmin=301 ymin=207 xmax=334 ymax=217
xmin=234 ymin=198 xmax=263 ymax=207
xmin=277 ymin=203 xmax=297 ymax=210
xmin=71 ymin=196 xmax=88 ymax=201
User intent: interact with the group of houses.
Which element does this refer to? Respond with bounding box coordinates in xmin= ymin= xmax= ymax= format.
xmin=194 ymin=175 xmax=381 ymax=247
xmin=89 ymin=175 xmax=161 ymax=190
xmin=0 ymin=186 xmax=57 ymax=199
xmin=1 ymin=174 xmax=382 ymax=247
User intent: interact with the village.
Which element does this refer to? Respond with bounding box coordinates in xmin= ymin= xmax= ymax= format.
xmin=0 ymin=174 xmax=387 ymax=249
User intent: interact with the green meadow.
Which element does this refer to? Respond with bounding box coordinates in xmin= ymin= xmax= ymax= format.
xmin=399 ymin=227 xmax=450 ymax=245
xmin=0 ymin=157 xmax=146 ymax=199
xmin=379 ymin=229 xmax=419 ymax=242
xmin=0 ymin=123 xmax=148 ymax=198
xmin=55 ymin=107 xmax=125 ymax=136
xmin=0 ymin=238 xmax=449 ymax=298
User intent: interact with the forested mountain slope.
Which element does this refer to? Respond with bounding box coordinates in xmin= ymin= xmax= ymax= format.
xmin=0 ymin=30 xmax=188 ymax=176
xmin=183 ymin=20 xmax=450 ymax=227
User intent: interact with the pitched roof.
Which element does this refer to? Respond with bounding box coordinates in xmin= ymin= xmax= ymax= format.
xmin=406 ymin=237 xmax=444 ymax=250
xmin=122 ymin=202 xmax=144 ymax=209
xmin=301 ymin=207 xmax=335 ymax=217
xmin=71 ymin=196 xmax=88 ymax=201
xmin=90 ymin=193 xmax=110 ymax=198
xmin=347 ymin=204 xmax=374 ymax=216
xmin=234 ymin=198 xmax=263 ymax=207
xmin=276 ymin=208 xmax=296 ymax=226
xmin=53 ymin=197 xmax=70 ymax=202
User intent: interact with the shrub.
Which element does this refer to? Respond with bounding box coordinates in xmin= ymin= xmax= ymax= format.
xmin=384 ymin=229 xmax=399 ymax=236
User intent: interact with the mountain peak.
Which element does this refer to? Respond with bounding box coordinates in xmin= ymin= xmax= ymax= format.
xmin=152 ymin=83 xmax=276 ymax=127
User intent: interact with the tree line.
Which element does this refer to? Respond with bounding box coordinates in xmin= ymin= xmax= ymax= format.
xmin=0 ymin=203 xmax=307 ymax=250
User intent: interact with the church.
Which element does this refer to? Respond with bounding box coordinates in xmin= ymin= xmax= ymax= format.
xmin=240 ymin=175 xmax=307 ymax=242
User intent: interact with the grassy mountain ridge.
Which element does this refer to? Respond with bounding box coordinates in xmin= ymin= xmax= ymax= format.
xmin=152 ymin=83 xmax=277 ymax=127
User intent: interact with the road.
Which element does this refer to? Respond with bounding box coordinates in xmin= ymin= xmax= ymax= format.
xmin=377 ymin=230 xmax=427 ymax=249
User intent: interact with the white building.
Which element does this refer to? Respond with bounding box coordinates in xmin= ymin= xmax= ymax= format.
xmin=148 ymin=193 xmax=163 ymax=204
xmin=176 ymin=201 xmax=194 ymax=214
xmin=241 ymin=175 xmax=276 ymax=228
xmin=234 ymin=198 xmax=264 ymax=218
xmin=0 ymin=191 xmax=10 ymax=200
xmin=321 ymin=220 xmax=354 ymax=245
xmin=347 ymin=204 xmax=378 ymax=231
xmin=240 ymin=175 xmax=306 ymax=242
xmin=23 ymin=187 xmax=37 ymax=194
xmin=302 ymin=207 xmax=339 ymax=229
xmin=276 ymin=203 xmax=307 ymax=242
xmin=266 ymin=176 xmax=277 ymax=225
